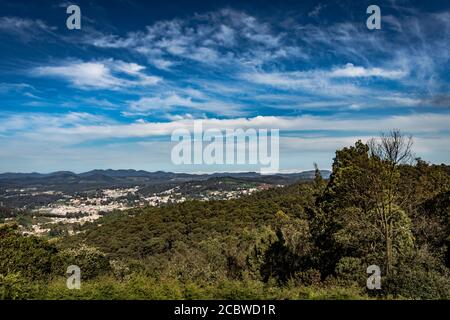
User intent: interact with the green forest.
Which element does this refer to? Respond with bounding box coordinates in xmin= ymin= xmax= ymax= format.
xmin=1 ymin=131 xmax=449 ymax=300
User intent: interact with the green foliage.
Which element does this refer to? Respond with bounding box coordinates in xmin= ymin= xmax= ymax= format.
xmin=292 ymin=269 xmax=322 ymax=286
xmin=34 ymin=274 xmax=368 ymax=300
xmin=59 ymin=245 xmax=111 ymax=280
xmin=0 ymin=273 xmax=40 ymax=300
xmin=335 ymin=257 xmax=365 ymax=285
xmin=0 ymin=225 xmax=61 ymax=280
xmin=383 ymin=247 xmax=450 ymax=299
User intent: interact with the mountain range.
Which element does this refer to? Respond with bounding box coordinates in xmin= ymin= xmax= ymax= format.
xmin=0 ymin=169 xmax=331 ymax=191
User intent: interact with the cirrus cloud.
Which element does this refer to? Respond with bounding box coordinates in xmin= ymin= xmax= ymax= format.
xmin=32 ymin=59 xmax=161 ymax=90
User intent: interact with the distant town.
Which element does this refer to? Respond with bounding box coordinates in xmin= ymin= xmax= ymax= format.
xmin=1 ymin=170 xmax=317 ymax=237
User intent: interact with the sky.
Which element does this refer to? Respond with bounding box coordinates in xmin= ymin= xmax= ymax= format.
xmin=0 ymin=0 xmax=449 ymax=173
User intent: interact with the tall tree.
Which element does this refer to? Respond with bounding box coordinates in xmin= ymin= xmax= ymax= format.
xmin=320 ymin=132 xmax=415 ymax=276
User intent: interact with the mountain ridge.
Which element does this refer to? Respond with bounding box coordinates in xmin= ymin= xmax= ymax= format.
xmin=0 ymin=169 xmax=331 ymax=180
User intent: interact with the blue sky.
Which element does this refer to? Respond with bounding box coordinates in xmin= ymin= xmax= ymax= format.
xmin=0 ymin=0 xmax=449 ymax=173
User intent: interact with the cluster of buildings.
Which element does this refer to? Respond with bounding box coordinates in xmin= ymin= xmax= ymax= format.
xmin=9 ymin=183 xmax=272 ymax=236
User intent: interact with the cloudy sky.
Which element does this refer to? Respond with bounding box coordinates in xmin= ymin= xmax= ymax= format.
xmin=0 ymin=0 xmax=449 ymax=173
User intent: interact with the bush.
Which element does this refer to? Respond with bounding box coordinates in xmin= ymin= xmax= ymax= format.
xmin=59 ymin=245 xmax=111 ymax=280
xmin=0 ymin=228 xmax=61 ymax=280
xmin=384 ymin=248 xmax=450 ymax=299
xmin=293 ymin=269 xmax=322 ymax=286
xmin=0 ymin=273 xmax=39 ymax=300
xmin=335 ymin=257 xmax=365 ymax=285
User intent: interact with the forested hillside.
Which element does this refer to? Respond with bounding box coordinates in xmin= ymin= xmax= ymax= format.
xmin=1 ymin=132 xmax=449 ymax=300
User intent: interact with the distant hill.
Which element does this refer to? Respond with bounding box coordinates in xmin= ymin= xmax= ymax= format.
xmin=0 ymin=169 xmax=331 ymax=192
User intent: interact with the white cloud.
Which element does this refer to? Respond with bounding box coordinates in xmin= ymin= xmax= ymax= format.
xmin=378 ymin=95 xmax=422 ymax=106
xmin=330 ymin=63 xmax=407 ymax=79
xmin=241 ymin=70 xmax=365 ymax=96
xmin=127 ymin=94 xmax=246 ymax=117
xmin=114 ymin=61 xmax=146 ymax=75
xmin=90 ymin=33 xmax=139 ymax=49
xmin=308 ymin=4 xmax=326 ymax=18
xmin=0 ymin=16 xmax=57 ymax=39
xmin=35 ymin=62 xmax=117 ymax=88
xmin=0 ymin=112 xmax=110 ymax=134
xmin=214 ymin=24 xmax=236 ymax=46
xmin=129 ymin=94 xmax=196 ymax=111
xmin=32 ymin=60 xmax=161 ymax=90
xmin=0 ymin=82 xmax=35 ymax=94
xmin=2 ymin=112 xmax=449 ymax=142
xmin=240 ymin=62 xmax=410 ymax=97
xmin=84 ymin=9 xmax=293 ymax=69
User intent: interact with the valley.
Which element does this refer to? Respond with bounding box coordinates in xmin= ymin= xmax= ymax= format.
xmin=0 ymin=169 xmax=329 ymax=236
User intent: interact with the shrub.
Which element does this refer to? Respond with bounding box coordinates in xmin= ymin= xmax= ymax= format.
xmin=384 ymin=248 xmax=450 ymax=299
xmin=335 ymin=257 xmax=365 ymax=285
xmin=0 ymin=228 xmax=61 ymax=280
xmin=59 ymin=245 xmax=111 ymax=280
xmin=0 ymin=273 xmax=40 ymax=300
